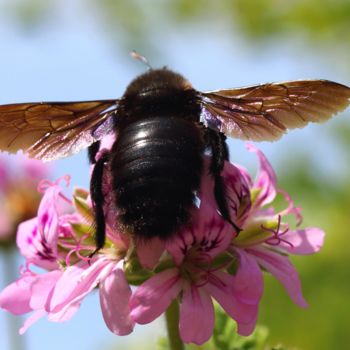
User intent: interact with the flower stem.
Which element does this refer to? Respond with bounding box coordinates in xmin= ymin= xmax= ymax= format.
xmin=165 ymin=300 xmax=184 ymax=350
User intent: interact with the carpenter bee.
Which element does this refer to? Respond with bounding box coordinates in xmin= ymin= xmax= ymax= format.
xmin=0 ymin=61 xmax=349 ymax=251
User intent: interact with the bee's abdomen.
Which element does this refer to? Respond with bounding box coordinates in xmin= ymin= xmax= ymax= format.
xmin=111 ymin=117 xmax=203 ymax=240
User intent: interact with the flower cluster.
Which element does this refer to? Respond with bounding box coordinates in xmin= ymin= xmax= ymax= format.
xmin=0 ymin=144 xmax=324 ymax=345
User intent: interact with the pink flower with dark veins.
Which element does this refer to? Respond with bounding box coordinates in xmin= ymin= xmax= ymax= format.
xmin=130 ymin=199 xmax=262 ymax=345
xmin=229 ymin=144 xmax=325 ymax=309
xmin=0 ymin=176 xmax=134 ymax=336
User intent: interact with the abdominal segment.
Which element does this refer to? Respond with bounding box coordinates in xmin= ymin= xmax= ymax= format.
xmin=111 ymin=117 xmax=203 ymax=240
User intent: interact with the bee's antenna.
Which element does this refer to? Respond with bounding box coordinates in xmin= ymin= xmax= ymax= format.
xmin=129 ymin=50 xmax=152 ymax=69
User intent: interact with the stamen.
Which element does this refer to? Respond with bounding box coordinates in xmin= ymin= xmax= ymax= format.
xmin=19 ymin=262 xmax=34 ymax=276
xmin=261 ymin=215 xmax=294 ymax=248
xmin=37 ymin=175 xmax=72 ymax=204
xmin=277 ymin=189 xmax=303 ymax=226
xmin=65 ymin=233 xmax=93 ymax=266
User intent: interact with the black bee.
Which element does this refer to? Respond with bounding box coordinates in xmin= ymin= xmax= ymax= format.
xmin=0 ymin=63 xmax=349 ymax=251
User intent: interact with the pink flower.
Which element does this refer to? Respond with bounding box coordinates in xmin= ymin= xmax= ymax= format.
xmin=230 ymin=144 xmax=325 ymax=308
xmin=47 ymin=257 xmax=134 ymax=336
xmin=16 ymin=181 xmax=64 ymax=270
xmin=0 ymin=270 xmax=63 ymax=334
xmin=0 ymin=177 xmax=134 ymax=335
xmin=0 ymin=141 xmax=326 ymax=345
xmin=130 ymin=202 xmax=261 ymax=345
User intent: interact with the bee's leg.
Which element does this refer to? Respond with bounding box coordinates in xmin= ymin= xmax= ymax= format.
xmin=88 ymin=141 xmax=101 ymax=164
xmin=204 ymin=128 xmax=241 ymax=233
xmin=90 ymin=152 xmax=109 ymax=253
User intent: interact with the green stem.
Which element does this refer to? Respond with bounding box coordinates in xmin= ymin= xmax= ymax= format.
xmin=165 ymin=300 xmax=185 ymax=350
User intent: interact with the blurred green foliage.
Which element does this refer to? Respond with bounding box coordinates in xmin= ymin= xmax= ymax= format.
xmin=88 ymin=0 xmax=350 ymax=67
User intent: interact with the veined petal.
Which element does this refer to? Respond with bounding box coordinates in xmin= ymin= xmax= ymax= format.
xmin=204 ymin=271 xmax=258 ymax=324
xmin=167 ymin=204 xmax=233 ymax=265
xmin=16 ymin=218 xmax=58 ymax=270
xmin=100 ymin=261 xmax=134 ymax=335
xmin=179 ymin=283 xmax=214 ymax=345
xmin=37 ymin=186 xmax=60 ymax=253
xmin=48 ymin=258 xmax=113 ymax=313
xmin=248 ymin=246 xmax=308 ymax=308
xmin=278 ymin=228 xmax=325 ymax=255
xmin=199 ymin=203 xmax=234 ymax=258
xmin=130 ymin=268 xmax=182 ymax=324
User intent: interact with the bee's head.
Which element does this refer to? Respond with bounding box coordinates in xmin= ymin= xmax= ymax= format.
xmin=120 ymin=68 xmax=200 ymax=120
xmin=124 ymin=68 xmax=192 ymax=98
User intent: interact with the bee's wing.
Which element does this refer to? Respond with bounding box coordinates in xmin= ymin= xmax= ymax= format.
xmin=200 ymin=80 xmax=350 ymax=141
xmin=0 ymin=100 xmax=118 ymax=161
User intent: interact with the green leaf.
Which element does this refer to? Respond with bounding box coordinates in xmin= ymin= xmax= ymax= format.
xmin=73 ymin=193 xmax=94 ymax=223
xmin=210 ymin=304 xmax=269 ymax=350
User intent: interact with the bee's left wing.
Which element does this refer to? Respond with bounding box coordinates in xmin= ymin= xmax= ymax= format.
xmin=0 ymin=100 xmax=118 ymax=161
xmin=199 ymin=80 xmax=350 ymax=141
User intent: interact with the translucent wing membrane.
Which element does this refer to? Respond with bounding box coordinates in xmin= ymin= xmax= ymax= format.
xmin=0 ymin=100 xmax=118 ymax=161
xmin=200 ymin=80 xmax=350 ymax=141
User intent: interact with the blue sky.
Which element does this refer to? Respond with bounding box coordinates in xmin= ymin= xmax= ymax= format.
xmin=0 ymin=1 xmax=349 ymax=350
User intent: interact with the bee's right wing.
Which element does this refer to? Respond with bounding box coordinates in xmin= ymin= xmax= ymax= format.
xmin=200 ymin=80 xmax=350 ymax=141
xmin=0 ymin=100 xmax=118 ymax=161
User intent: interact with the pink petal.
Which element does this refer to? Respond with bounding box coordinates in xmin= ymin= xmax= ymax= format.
xmin=30 ymin=270 xmax=62 ymax=310
xmin=199 ymin=157 xmax=251 ymax=227
xmin=16 ymin=218 xmax=37 ymax=258
xmin=235 ymin=164 xmax=253 ymax=188
xmin=248 ymin=246 xmax=308 ymax=307
xmin=198 ymin=203 xmax=234 ymax=258
xmin=179 ymin=283 xmax=214 ymax=345
xmin=278 ymin=228 xmax=325 ymax=255
xmin=48 ymin=300 xmax=82 ymax=322
xmin=233 ymin=249 xmax=264 ymax=304
xmin=0 ymin=274 xmax=36 ymax=315
xmin=205 ymin=271 xmax=258 ymax=324
xmin=48 ymin=258 xmax=113 ymax=313
xmin=137 ymin=237 xmax=165 ymax=269
xmin=237 ymin=314 xmax=258 ymax=336
xmin=130 ymin=268 xmax=183 ymax=324
xmin=37 ymin=186 xmax=60 ymax=251
xmin=19 ymin=310 xmax=46 ymax=335
xmin=222 ymin=160 xmax=251 ymax=223
xmin=247 ymin=144 xmax=277 ymax=208
xmin=100 ymin=262 xmax=134 ymax=335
